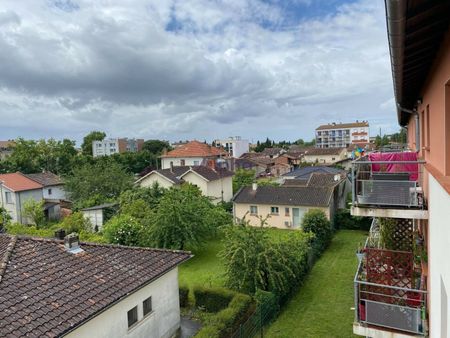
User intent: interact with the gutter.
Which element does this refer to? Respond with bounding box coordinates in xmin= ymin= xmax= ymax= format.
xmin=385 ymin=0 xmax=407 ymax=125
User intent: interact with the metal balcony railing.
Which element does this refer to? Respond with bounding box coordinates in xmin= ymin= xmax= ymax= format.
xmin=354 ymin=219 xmax=428 ymax=336
xmin=351 ymin=153 xmax=426 ymax=209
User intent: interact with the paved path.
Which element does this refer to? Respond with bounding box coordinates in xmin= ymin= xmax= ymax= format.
xmin=180 ymin=316 xmax=202 ymax=338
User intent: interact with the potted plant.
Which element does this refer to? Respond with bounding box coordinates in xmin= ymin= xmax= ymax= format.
xmin=356 ymin=242 xmax=365 ymax=263
xmin=421 ymin=250 xmax=428 ymax=277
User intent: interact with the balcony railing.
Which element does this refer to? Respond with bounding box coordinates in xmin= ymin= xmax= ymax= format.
xmin=351 ymin=153 xmax=426 ymax=209
xmin=354 ymin=219 xmax=428 ymax=336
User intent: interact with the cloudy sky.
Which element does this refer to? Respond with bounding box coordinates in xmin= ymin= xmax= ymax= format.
xmin=0 ymin=0 xmax=397 ymax=145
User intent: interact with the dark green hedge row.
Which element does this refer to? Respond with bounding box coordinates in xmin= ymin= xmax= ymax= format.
xmin=334 ymin=209 xmax=371 ymax=231
xmin=179 ymin=285 xmax=189 ymax=308
xmin=193 ymin=286 xmax=236 ymax=313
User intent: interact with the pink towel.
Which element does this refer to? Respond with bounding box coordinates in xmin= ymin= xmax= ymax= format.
xmin=368 ymin=152 xmax=418 ymax=181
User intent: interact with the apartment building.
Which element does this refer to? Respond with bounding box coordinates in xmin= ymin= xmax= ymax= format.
xmin=351 ymin=1 xmax=450 ymax=337
xmin=315 ymin=121 xmax=369 ymax=148
xmin=92 ymin=138 xmax=144 ymax=157
xmin=213 ymin=136 xmax=249 ymax=158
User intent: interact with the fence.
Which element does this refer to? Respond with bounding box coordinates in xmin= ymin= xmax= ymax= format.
xmin=229 ymin=299 xmax=274 ymax=338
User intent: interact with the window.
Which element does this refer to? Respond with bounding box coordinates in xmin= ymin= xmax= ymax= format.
xmin=250 ymin=205 xmax=258 ymax=215
xmin=127 ymin=306 xmax=138 ymax=328
xmin=270 ymin=206 xmax=279 ymax=215
xmin=5 ymin=192 xmax=12 ymax=204
xmin=285 ymin=207 xmax=290 ymax=216
xmin=193 ymin=160 xmax=200 ymax=165
xmin=180 ymin=159 xmax=185 ymax=166
xmin=48 ymin=188 xmax=52 ymax=195
xmin=143 ymin=297 xmax=153 ymax=316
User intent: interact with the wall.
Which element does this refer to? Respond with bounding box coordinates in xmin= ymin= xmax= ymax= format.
xmin=137 ymin=173 xmax=175 ymax=189
xmin=428 ymin=175 xmax=450 ymax=338
xmin=205 ymin=176 xmax=233 ymax=203
xmin=233 ymin=202 xmax=330 ymax=229
xmin=65 ymin=268 xmax=181 ymax=338
xmin=161 ymin=157 xmax=206 ymax=169
xmin=82 ymin=209 xmax=104 ymax=230
xmin=181 ymin=171 xmax=208 ymax=196
xmin=17 ymin=189 xmax=44 ymax=224
xmin=303 ymin=152 xmax=345 ymax=164
xmin=0 ymin=185 xmax=18 ymax=223
xmin=232 ymin=140 xmax=250 ymax=158
xmin=42 ymin=185 xmax=66 ymax=200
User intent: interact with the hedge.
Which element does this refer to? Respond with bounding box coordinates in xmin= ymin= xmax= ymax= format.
xmin=193 ymin=286 xmax=235 ymax=313
xmin=179 ymin=285 xmax=190 ymax=308
xmin=334 ymin=209 xmax=371 ymax=231
xmin=254 ymin=289 xmax=279 ymax=322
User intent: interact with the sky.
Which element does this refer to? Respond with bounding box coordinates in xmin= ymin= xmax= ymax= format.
xmin=0 ymin=0 xmax=397 ymax=145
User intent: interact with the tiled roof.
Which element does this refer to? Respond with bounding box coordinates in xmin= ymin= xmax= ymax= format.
xmin=282 ymin=179 xmax=308 ymax=187
xmin=233 ymin=186 xmax=333 ymax=207
xmin=282 ymin=166 xmax=345 ymax=180
xmin=307 ymin=173 xmax=344 ymax=187
xmin=304 ymin=148 xmax=346 ymax=156
xmin=0 ymin=235 xmax=191 ymax=338
xmin=260 ymin=148 xmax=284 ymax=156
xmin=24 ymin=172 xmax=63 ymax=187
xmin=316 ymin=121 xmax=369 ymax=130
xmin=0 ymin=173 xmax=43 ymax=192
xmin=0 ymin=141 xmax=15 ymax=149
xmin=161 ymin=141 xmax=226 ymax=158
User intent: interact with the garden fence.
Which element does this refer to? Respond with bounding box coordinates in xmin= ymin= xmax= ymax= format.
xmin=229 ymin=299 xmax=274 ymax=338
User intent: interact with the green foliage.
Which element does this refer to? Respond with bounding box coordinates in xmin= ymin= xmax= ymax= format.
xmin=334 ymin=209 xmax=371 ymax=231
xmin=179 ymin=285 xmax=190 ymax=308
xmin=301 ymin=209 xmax=332 ymax=254
xmin=78 ymin=231 xmax=108 ymax=243
xmin=232 ymin=168 xmax=255 ymax=193
xmin=81 ymin=131 xmax=106 ymax=156
xmin=142 ymin=139 xmax=171 ymax=154
xmin=254 ymin=289 xmax=279 ymax=321
xmin=110 ymin=150 xmax=158 ymax=174
xmin=59 ymin=212 xmax=92 ymax=234
xmin=103 ymin=214 xmax=144 ymax=246
xmin=22 ymin=199 xmax=46 ymax=228
xmin=64 ymin=160 xmax=133 ymax=209
xmin=119 ymin=183 xmax=165 ymax=211
xmin=379 ymin=217 xmax=397 ymax=250
xmin=0 ymin=206 xmax=11 ymax=230
xmin=193 ymin=286 xmax=235 ymax=312
xmin=220 ymin=224 xmax=311 ymax=297
xmin=150 ymin=184 xmax=223 ymax=250
xmin=6 ymin=223 xmax=54 ymax=237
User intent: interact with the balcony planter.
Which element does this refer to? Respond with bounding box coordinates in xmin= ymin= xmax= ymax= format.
xmin=421 ymin=261 xmax=428 ymax=277
xmin=356 ymin=252 xmax=365 ymax=263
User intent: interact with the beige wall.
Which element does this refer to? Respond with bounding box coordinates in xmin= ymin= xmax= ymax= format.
xmin=205 ymin=176 xmax=233 ymax=203
xmin=137 ymin=173 xmax=175 ymax=189
xmin=233 ymin=202 xmax=330 ymax=230
xmin=303 ymin=151 xmax=346 ymax=164
xmin=161 ymin=157 xmax=205 ymax=169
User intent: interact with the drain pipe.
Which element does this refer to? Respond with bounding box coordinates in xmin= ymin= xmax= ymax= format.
xmin=397 ymin=104 xmax=420 ymax=152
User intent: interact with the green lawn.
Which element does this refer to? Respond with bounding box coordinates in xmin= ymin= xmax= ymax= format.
xmin=266 ymin=230 xmax=367 ymax=338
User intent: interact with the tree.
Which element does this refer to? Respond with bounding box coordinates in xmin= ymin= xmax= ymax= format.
xmin=81 ymin=131 xmax=106 ymax=156
xmin=103 ymin=214 xmax=144 ymax=246
xmin=119 ymin=183 xmax=165 ymax=211
xmin=64 ymin=160 xmax=133 ymax=209
xmin=22 ymin=199 xmax=46 ymax=228
xmin=0 ymin=206 xmax=11 ymax=231
xmin=142 ymin=139 xmax=171 ymax=154
xmin=59 ymin=212 xmax=92 ymax=234
xmin=301 ymin=209 xmax=332 ymax=253
xmin=150 ymin=184 xmax=222 ymax=250
xmin=110 ymin=150 xmax=158 ymax=174
xmin=232 ymin=169 xmax=255 ymax=193
xmin=6 ymin=138 xmax=41 ymax=173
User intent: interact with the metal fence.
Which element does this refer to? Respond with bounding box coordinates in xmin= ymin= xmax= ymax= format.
xmin=229 ymin=300 xmax=274 ymax=338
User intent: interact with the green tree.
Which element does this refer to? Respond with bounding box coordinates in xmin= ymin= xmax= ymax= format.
xmin=150 ymin=184 xmax=221 ymax=250
xmin=301 ymin=209 xmax=332 ymax=254
xmin=65 ymin=160 xmax=133 ymax=209
xmin=142 ymin=139 xmax=171 ymax=154
xmin=119 ymin=183 xmax=165 ymax=211
xmin=59 ymin=212 xmax=93 ymax=234
xmin=0 ymin=206 xmax=11 ymax=230
xmin=22 ymin=199 xmax=46 ymax=228
xmin=103 ymin=214 xmax=144 ymax=246
xmin=111 ymin=150 xmax=158 ymax=174
xmin=6 ymin=138 xmax=41 ymax=173
xmin=81 ymin=131 xmax=106 ymax=156
xmin=232 ymin=169 xmax=255 ymax=193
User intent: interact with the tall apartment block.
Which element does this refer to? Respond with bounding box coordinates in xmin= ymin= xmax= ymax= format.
xmin=351 ymin=1 xmax=450 ymax=337
xmin=213 ymin=136 xmax=249 ymax=158
xmin=315 ymin=121 xmax=369 ymax=148
xmin=92 ymin=138 xmax=144 ymax=157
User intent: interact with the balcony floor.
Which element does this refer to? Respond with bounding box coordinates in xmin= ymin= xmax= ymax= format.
xmin=351 ymin=206 xmax=429 ymax=219
xmin=353 ymin=322 xmax=425 ymax=338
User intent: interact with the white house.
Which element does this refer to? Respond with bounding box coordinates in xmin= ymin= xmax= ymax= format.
xmin=135 ymin=165 xmax=234 ymax=203
xmin=81 ymin=203 xmax=118 ymax=231
xmin=213 ymin=136 xmax=249 ymax=158
xmin=302 ymin=147 xmax=347 ymax=164
xmin=315 ymin=121 xmax=370 ymax=148
xmin=160 ymin=140 xmax=227 ymax=169
xmin=0 ymin=233 xmax=191 ymax=338
xmin=25 ymin=172 xmax=67 ymax=200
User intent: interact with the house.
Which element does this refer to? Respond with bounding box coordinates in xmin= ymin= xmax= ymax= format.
xmin=135 ymin=165 xmax=234 ymax=203
xmin=351 ymin=1 xmax=450 ymax=337
xmin=25 ymin=172 xmax=67 ymax=200
xmin=0 ymin=141 xmax=15 ymax=161
xmin=282 ymin=165 xmax=346 ymax=181
xmin=0 ymin=172 xmax=63 ymax=224
xmin=302 ymin=147 xmax=347 ymax=164
xmin=260 ymin=147 xmax=285 ymax=159
xmin=0 ymin=233 xmax=191 ymax=338
xmin=315 ymin=121 xmax=369 ymax=148
xmin=234 ymin=158 xmax=267 ymax=176
xmin=160 ymin=140 xmax=227 ymax=169
xmin=213 ymin=136 xmax=249 ymax=158
xmin=233 ymin=183 xmax=336 ymax=229
xmin=81 ymin=203 xmax=118 ymax=231
xmin=92 ymin=138 xmax=144 ymax=157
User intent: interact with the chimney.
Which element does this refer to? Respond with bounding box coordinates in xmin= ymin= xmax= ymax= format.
xmin=334 ymin=174 xmax=340 ymax=182
xmin=252 ymin=182 xmax=258 ymax=191
xmin=64 ymin=233 xmax=84 ymax=254
xmin=54 ymin=229 xmax=66 ymax=240
xmin=170 ymin=161 xmax=174 ymax=173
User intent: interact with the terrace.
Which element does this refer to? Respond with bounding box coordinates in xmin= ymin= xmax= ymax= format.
xmin=353 ymin=218 xmax=428 ymax=337
xmin=351 ymin=152 xmax=428 ymax=219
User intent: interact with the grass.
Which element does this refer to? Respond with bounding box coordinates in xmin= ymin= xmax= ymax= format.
xmin=266 ymin=230 xmax=367 ymax=338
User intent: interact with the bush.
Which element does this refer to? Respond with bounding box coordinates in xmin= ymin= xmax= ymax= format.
xmin=5 ymin=223 xmax=54 ymax=237
xmin=334 ymin=209 xmax=371 ymax=231
xmin=59 ymin=212 xmax=93 ymax=234
xmin=301 ymin=209 xmax=332 ymax=254
xmin=179 ymin=285 xmax=190 ymax=308
xmin=79 ymin=231 xmax=107 ymax=243
xmin=22 ymin=199 xmax=46 ymax=228
xmin=193 ymin=286 xmax=235 ymax=312
xmin=254 ymin=290 xmax=279 ymax=321
xmin=103 ymin=214 xmax=143 ymax=246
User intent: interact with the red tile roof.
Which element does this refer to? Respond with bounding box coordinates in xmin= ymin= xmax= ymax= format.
xmin=0 ymin=173 xmax=43 ymax=192
xmin=161 ymin=140 xmax=227 ymax=158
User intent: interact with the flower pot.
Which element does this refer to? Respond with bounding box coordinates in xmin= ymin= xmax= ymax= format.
xmin=356 ymin=252 xmax=365 ymax=263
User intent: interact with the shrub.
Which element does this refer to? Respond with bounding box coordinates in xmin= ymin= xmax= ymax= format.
xmin=301 ymin=209 xmax=332 ymax=254
xmin=334 ymin=209 xmax=371 ymax=231
xmin=254 ymin=290 xmax=279 ymax=321
xmin=179 ymin=285 xmax=190 ymax=308
xmin=6 ymin=223 xmax=54 ymax=237
xmin=103 ymin=214 xmax=143 ymax=246
xmin=79 ymin=231 xmax=107 ymax=243
xmin=59 ymin=212 xmax=92 ymax=234
xmin=193 ymin=286 xmax=235 ymax=313
xmin=22 ymin=199 xmax=46 ymax=228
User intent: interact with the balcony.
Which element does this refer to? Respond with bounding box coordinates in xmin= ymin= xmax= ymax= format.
xmin=354 ymin=219 xmax=428 ymax=337
xmin=351 ymin=152 xmax=428 ymax=219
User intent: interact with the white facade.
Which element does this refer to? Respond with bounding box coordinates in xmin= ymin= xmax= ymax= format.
xmin=316 ymin=123 xmax=370 ymax=148
xmin=161 ymin=157 xmax=206 ymax=169
xmin=82 ymin=209 xmax=104 ymax=231
xmin=428 ymin=175 xmax=450 ymax=338
xmin=65 ymin=268 xmax=181 ymax=338
xmin=0 ymin=186 xmax=43 ymax=224
xmin=93 ymin=139 xmax=120 ymax=157
xmin=214 ymin=137 xmax=249 ymax=158
xmin=42 ymin=184 xmax=66 ymax=200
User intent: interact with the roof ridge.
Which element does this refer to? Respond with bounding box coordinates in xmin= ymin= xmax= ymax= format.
xmin=0 ymin=235 xmax=17 ymax=284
